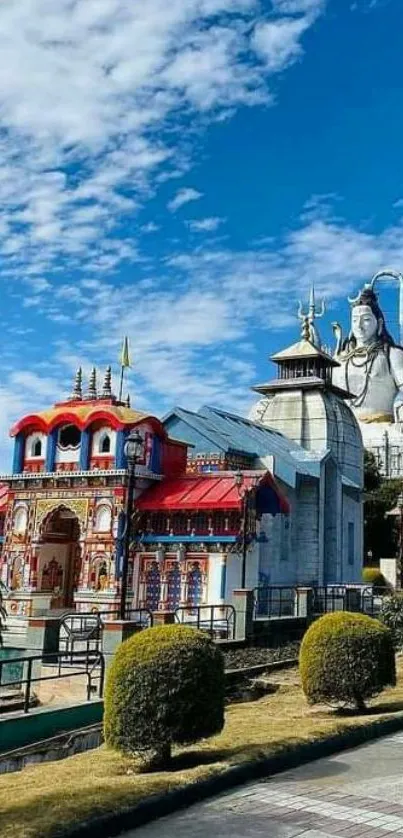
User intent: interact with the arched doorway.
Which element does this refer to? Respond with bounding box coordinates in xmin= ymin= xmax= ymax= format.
xmin=37 ymin=506 xmax=82 ymax=609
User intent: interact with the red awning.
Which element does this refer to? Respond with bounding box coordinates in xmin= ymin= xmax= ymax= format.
xmin=137 ymin=471 xmax=289 ymax=514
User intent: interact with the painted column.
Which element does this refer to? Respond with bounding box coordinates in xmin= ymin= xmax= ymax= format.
xmin=150 ymin=436 xmax=161 ymax=473
xmin=115 ymin=429 xmax=128 ymax=469
xmin=79 ymin=428 xmax=91 ymax=471
xmin=12 ymin=433 xmax=24 ymax=474
xmin=45 ymin=429 xmax=57 ymax=472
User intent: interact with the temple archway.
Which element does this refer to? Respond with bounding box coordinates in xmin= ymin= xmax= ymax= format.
xmin=37 ymin=506 xmax=82 ymax=609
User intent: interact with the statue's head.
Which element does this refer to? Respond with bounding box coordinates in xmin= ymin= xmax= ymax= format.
xmin=348 ymin=286 xmax=395 ymax=349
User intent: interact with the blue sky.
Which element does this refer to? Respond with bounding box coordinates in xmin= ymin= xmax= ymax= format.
xmin=0 ymin=0 xmax=402 ymax=468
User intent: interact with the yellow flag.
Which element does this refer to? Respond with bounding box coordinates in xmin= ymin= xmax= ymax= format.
xmin=119 ymin=336 xmax=131 ymax=368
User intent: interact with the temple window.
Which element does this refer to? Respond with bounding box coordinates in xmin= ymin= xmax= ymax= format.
xmin=145 ymin=562 xmax=161 ymax=611
xmin=99 ymin=433 xmax=111 ymax=454
xmin=167 ymin=564 xmax=181 ymax=610
xmin=59 ymin=424 xmax=81 ymax=449
xmin=13 ymin=506 xmax=28 ymax=534
xmin=187 ymin=563 xmax=203 ymax=605
xmin=172 ymin=514 xmax=187 ymax=533
xmin=95 ymin=505 xmax=111 ymax=532
xmin=193 ymin=512 xmax=208 ymax=533
xmin=31 ymin=438 xmax=42 ymax=457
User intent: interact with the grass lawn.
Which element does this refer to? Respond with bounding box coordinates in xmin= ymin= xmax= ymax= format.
xmin=2 ymin=663 xmax=403 ymax=838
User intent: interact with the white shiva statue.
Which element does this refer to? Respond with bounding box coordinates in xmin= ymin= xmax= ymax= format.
xmin=332 ymin=282 xmax=403 ymax=424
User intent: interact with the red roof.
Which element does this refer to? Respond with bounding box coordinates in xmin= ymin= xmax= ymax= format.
xmin=137 ymin=471 xmax=289 ymax=513
xmin=0 ymin=484 xmax=8 ymax=513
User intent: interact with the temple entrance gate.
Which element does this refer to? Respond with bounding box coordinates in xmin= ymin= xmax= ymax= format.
xmin=37 ymin=506 xmax=82 ymax=609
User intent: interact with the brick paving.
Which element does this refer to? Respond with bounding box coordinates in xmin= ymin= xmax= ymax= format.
xmin=121 ymin=732 xmax=403 ymax=838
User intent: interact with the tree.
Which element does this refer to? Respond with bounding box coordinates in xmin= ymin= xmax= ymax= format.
xmin=363 ymin=449 xmax=400 ymax=563
xmin=364 ymin=449 xmax=381 ymax=492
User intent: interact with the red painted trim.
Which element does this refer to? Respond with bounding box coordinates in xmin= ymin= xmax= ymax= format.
xmin=11 ymin=410 xmax=169 ymax=439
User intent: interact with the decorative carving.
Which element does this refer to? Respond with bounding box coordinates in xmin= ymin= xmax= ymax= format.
xmin=35 ymin=498 xmax=89 ymax=532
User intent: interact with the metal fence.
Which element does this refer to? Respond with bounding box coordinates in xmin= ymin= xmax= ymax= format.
xmin=174 ymin=604 xmax=236 ymax=640
xmin=59 ymin=608 xmax=153 ymax=656
xmin=254 ymin=586 xmax=297 ymax=618
xmin=0 ymin=649 xmax=105 ymax=714
xmin=254 ymin=584 xmax=394 ymax=620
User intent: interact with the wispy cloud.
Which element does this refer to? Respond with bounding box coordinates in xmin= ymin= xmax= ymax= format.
xmin=140 ymin=221 xmax=160 ymax=233
xmin=187 ymin=216 xmax=225 ymax=232
xmin=168 ymin=188 xmax=203 ymax=212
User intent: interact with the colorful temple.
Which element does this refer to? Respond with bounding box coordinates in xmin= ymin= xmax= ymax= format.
xmin=0 ymin=367 xmax=288 ymax=620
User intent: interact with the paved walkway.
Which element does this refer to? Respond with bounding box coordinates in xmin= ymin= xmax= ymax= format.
xmin=123 ymin=731 xmax=403 ymax=838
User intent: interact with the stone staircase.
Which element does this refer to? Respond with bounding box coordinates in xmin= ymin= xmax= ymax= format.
xmin=1 ymin=616 xmax=28 ymax=649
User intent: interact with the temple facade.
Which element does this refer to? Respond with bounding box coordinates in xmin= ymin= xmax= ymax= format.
xmin=0 ymin=368 xmax=288 ymax=620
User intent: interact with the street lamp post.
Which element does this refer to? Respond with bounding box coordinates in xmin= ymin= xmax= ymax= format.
xmin=120 ymin=429 xmax=144 ymax=621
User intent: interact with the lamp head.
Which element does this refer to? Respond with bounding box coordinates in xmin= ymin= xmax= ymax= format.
xmin=124 ymin=429 xmax=144 ymax=464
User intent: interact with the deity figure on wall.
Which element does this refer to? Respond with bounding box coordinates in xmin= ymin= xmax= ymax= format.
xmin=332 ymin=284 xmax=403 ymax=423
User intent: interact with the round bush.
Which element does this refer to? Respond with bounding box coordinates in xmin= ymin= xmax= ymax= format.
xmin=104 ymin=624 xmax=225 ymax=764
xmin=299 ymin=611 xmax=396 ymax=710
xmin=362 ymin=567 xmax=388 ymax=590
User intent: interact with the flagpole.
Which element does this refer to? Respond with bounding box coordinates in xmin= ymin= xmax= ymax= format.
xmin=119 ymin=365 xmax=125 ymax=402
xmin=118 ymin=336 xmax=131 ymax=402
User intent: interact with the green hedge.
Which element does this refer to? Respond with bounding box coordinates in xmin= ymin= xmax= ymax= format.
xmin=299 ymin=611 xmax=395 ymax=710
xmin=362 ymin=567 xmax=388 ymax=589
xmin=104 ymin=624 xmax=225 ymax=767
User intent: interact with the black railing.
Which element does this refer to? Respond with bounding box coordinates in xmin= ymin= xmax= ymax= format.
xmin=312 ymin=586 xmax=348 ymax=615
xmin=0 ymin=649 xmax=105 ymax=714
xmin=360 ymin=586 xmax=392 ymax=617
xmin=254 ymin=586 xmax=297 ymax=618
xmin=174 ymin=605 xmax=236 ymax=641
xmin=59 ymin=608 xmax=153 ymax=656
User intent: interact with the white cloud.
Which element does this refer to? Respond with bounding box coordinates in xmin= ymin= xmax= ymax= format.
xmin=252 ymin=16 xmax=311 ymax=73
xmin=271 ymin=0 xmax=325 ymax=14
xmin=0 ymin=0 xmax=327 ymax=277
xmin=187 ymin=216 xmax=225 ymax=232
xmin=168 ymin=188 xmax=203 ymax=212
xmin=141 ymin=221 xmax=160 ymax=233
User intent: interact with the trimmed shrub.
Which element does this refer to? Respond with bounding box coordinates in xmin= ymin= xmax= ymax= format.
xmin=299 ymin=611 xmax=395 ymax=710
xmin=362 ymin=567 xmax=388 ymax=590
xmin=379 ymin=594 xmax=403 ymax=650
xmin=104 ymin=624 xmax=225 ymax=767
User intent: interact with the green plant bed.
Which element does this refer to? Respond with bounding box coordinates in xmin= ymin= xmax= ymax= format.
xmin=3 ymin=659 xmax=403 ymax=838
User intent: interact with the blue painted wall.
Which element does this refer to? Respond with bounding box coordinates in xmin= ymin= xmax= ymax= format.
xmin=12 ymin=434 xmax=24 ymax=474
xmin=45 ymin=429 xmax=57 ymax=472
xmin=79 ymin=429 xmax=91 ymax=470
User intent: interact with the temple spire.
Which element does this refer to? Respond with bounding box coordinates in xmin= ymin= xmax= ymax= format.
xmin=102 ymin=366 xmax=112 ymax=398
xmin=126 ymin=393 xmax=131 ymax=408
xmin=69 ymin=367 xmax=82 ymax=401
xmin=87 ymin=367 xmax=97 ymax=399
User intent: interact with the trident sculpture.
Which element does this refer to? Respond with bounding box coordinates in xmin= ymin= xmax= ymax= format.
xmin=297 ymin=284 xmax=325 ymax=347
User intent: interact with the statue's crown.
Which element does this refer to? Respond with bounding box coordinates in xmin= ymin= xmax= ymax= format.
xmin=348 ymin=284 xmax=378 ymax=308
